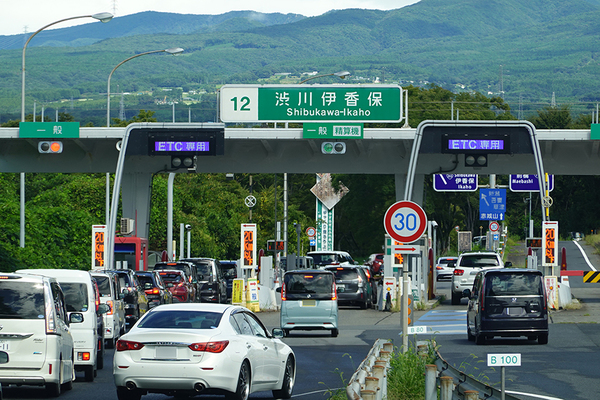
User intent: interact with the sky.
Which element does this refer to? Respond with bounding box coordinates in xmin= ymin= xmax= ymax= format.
xmin=1 ymin=0 xmax=420 ymax=36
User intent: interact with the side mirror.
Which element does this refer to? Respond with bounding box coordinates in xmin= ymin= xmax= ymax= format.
xmin=97 ymin=304 xmax=110 ymax=315
xmin=272 ymin=328 xmax=284 ymax=338
xmin=504 ymin=261 xmax=512 ymax=267
xmin=275 ymin=287 xmax=281 ymax=293
xmin=462 ymin=289 xmax=472 ymax=299
xmin=69 ymin=312 xmax=84 ymax=324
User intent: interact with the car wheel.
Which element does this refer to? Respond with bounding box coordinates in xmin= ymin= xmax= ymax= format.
xmin=84 ymin=365 xmax=94 ymax=382
xmin=228 ymin=361 xmax=250 ymax=400
xmin=360 ymin=298 xmax=368 ymax=309
xmin=272 ymin=355 xmax=295 ymax=399
xmin=475 ymin=333 xmax=486 ymax=345
xmin=331 ymin=328 xmax=339 ymax=338
xmin=467 ymin=324 xmax=475 ymax=342
xmin=451 ymin=291 xmax=461 ymax=305
xmin=538 ymin=334 xmax=549 ymax=345
xmin=116 ymin=386 xmax=142 ymax=400
xmin=283 ymin=329 xmax=290 ymax=337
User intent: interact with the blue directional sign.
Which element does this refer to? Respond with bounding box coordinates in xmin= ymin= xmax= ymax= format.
xmin=480 ymin=189 xmax=506 ymax=221
xmin=509 ymin=174 xmax=554 ymax=192
xmin=433 ymin=174 xmax=478 ymax=192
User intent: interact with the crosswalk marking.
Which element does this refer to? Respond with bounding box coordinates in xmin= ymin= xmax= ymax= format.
xmin=400 ymin=310 xmax=467 ymax=335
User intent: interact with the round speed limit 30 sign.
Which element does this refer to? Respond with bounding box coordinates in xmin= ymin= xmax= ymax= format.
xmin=383 ymin=201 xmax=427 ymax=244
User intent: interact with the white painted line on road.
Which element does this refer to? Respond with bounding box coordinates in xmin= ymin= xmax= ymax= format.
xmin=506 ymin=390 xmax=564 ymax=400
xmin=291 ymin=388 xmax=344 ymax=398
xmin=572 ymin=240 xmax=597 ymax=271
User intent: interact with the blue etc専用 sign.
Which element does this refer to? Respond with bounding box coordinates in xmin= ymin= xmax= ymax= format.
xmin=480 ymin=189 xmax=506 ymax=221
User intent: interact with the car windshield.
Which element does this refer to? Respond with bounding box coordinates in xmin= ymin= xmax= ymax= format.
xmin=94 ymin=275 xmax=112 ymax=296
xmin=0 ymin=281 xmax=45 ymax=319
xmin=310 ymin=254 xmax=337 ymax=266
xmin=59 ymin=282 xmax=89 ymax=312
xmin=485 ymin=273 xmax=543 ymax=296
xmin=138 ymin=310 xmax=222 ymax=329
xmin=459 ymin=255 xmax=500 ymax=268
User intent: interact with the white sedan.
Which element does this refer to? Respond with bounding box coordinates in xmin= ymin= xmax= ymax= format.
xmin=113 ymin=303 xmax=295 ymax=400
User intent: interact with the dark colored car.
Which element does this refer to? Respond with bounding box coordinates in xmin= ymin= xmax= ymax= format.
xmin=157 ymin=270 xmax=194 ymax=303
xmin=181 ymin=258 xmax=228 ymax=303
xmin=135 ymin=270 xmax=173 ymax=308
xmin=325 ymin=266 xmax=373 ymax=309
xmin=109 ymin=269 xmax=149 ymax=330
xmin=219 ymin=260 xmax=238 ymax=301
xmin=364 ymin=253 xmax=384 ymax=275
xmin=153 ymin=261 xmax=198 ymax=302
xmin=465 ymin=268 xmax=548 ymax=345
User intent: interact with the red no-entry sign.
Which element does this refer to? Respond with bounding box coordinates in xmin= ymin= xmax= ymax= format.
xmin=383 ymin=201 xmax=427 ymax=244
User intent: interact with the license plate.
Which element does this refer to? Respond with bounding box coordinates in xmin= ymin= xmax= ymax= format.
xmin=337 ymin=284 xmax=345 ymax=289
xmin=0 ymin=341 xmax=9 ymax=351
xmin=155 ymin=346 xmax=177 ymax=359
xmin=302 ymin=300 xmax=316 ymax=307
xmin=507 ymin=307 xmax=523 ymax=316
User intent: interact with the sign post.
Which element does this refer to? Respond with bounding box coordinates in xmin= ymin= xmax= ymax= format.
xmin=487 ymin=353 xmax=521 ymax=400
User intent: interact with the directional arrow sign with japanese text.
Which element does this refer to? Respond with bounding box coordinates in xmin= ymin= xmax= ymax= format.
xmin=219 ymin=84 xmax=403 ymax=123
xmin=479 ymin=189 xmax=506 ymax=221
xmin=509 ymin=174 xmax=554 ymax=192
xmin=433 ymin=174 xmax=478 ymax=192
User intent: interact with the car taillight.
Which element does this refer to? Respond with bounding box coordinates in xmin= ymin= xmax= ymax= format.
xmin=331 ymin=281 xmax=337 ymax=301
xmin=188 ymin=340 xmax=229 ymax=353
xmin=116 ymin=340 xmax=145 ymax=352
xmin=106 ymin=300 xmax=114 ymax=315
xmin=281 ymin=283 xmax=287 ymax=301
xmin=153 ymin=288 xmax=160 ymax=294
xmin=436 ymin=266 xmax=444 ymax=270
xmin=454 ymin=269 xmax=465 ymax=276
xmin=364 ymin=269 xmax=371 ymax=279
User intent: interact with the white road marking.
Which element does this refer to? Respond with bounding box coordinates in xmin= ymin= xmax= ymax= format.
xmin=572 ymin=240 xmax=597 ymax=271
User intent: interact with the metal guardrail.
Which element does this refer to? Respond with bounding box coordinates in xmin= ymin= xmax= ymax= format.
xmin=433 ymin=348 xmax=522 ymax=400
xmin=346 ymin=340 xmax=522 ymax=400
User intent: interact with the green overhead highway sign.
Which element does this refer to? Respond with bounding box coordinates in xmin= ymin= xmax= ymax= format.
xmin=219 ymin=84 xmax=403 ymax=123
xmin=19 ymin=122 xmax=80 ymax=138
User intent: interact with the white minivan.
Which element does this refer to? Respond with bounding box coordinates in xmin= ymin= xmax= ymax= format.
xmin=0 ymin=272 xmax=75 ymax=397
xmin=17 ymin=269 xmax=109 ymax=382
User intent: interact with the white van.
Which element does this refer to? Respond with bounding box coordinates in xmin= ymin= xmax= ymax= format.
xmin=92 ymin=271 xmax=125 ymax=348
xmin=16 ymin=269 xmax=108 ymax=382
xmin=0 ymin=272 xmax=75 ymax=397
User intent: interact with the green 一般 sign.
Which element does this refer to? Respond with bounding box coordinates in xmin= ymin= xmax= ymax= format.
xmin=19 ymin=122 xmax=80 ymax=138
xmin=303 ymin=123 xmax=363 ymax=139
xmin=219 ymin=84 xmax=403 ymax=123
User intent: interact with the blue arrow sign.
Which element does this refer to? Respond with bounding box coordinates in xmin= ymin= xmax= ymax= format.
xmin=509 ymin=174 xmax=554 ymax=192
xmin=433 ymin=174 xmax=478 ymax=192
xmin=480 ymin=189 xmax=506 ymax=221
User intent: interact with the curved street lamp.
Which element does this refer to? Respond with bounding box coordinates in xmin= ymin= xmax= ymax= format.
xmin=21 ymin=12 xmax=113 ymax=122
xmin=299 ymin=70 xmax=350 ymax=84
xmin=106 ymin=47 xmax=184 ymax=126
xmin=19 ymin=12 xmax=113 ymax=248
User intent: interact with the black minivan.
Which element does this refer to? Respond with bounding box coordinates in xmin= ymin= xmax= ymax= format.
xmin=465 ymin=269 xmax=548 ymax=345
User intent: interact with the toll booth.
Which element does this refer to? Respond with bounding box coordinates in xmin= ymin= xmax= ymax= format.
xmin=114 ymin=236 xmax=148 ymax=271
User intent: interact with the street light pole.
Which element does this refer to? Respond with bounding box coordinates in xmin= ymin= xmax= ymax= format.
xmin=106 ymin=47 xmax=184 ymax=127
xmin=19 ymin=12 xmax=113 ymax=248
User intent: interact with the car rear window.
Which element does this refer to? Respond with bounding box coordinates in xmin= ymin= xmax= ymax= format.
xmin=138 ymin=310 xmax=222 ymax=329
xmin=94 ymin=275 xmax=112 ymax=296
xmin=326 ymin=268 xmax=359 ymax=280
xmin=136 ymin=275 xmax=154 ymax=287
xmin=485 ymin=273 xmax=543 ymax=296
xmin=159 ymin=272 xmax=184 ymax=283
xmin=310 ymin=254 xmax=337 ymax=266
xmin=59 ymin=282 xmax=89 ymax=312
xmin=0 ymin=281 xmax=45 ymax=319
xmin=459 ymin=255 xmax=500 ymax=268
xmin=284 ymin=272 xmax=334 ymax=299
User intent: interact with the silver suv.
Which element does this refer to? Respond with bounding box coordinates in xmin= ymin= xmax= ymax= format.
xmin=450 ymin=251 xmax=510 ymax=305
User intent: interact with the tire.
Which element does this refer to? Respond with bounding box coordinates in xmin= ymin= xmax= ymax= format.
xmin=84 ymin=365 xmax=94 ymax=382
xmin=331 ymin=328 xmax=339 ymax=338
xmin=116 ymin=387 xmax=142 ymax=400
xmin=467 ymin=324 xmax=475 ymax=342
xmin=227 ymin=361 xmax=250 ymax=400
xmin=475 ymin=333 xmax=486 ymax=345
xmin=451 ymin=291 xmax=461 ymax=305
xmin=283 ymin=329 xmax=290 ymax=337
xmin=538 ymin=334 xmax=549 ymax=345
xmin=360 ymin=298 xmax=368 ymax=309
xmin=272 ymin=356 xmax=295 ymax=399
